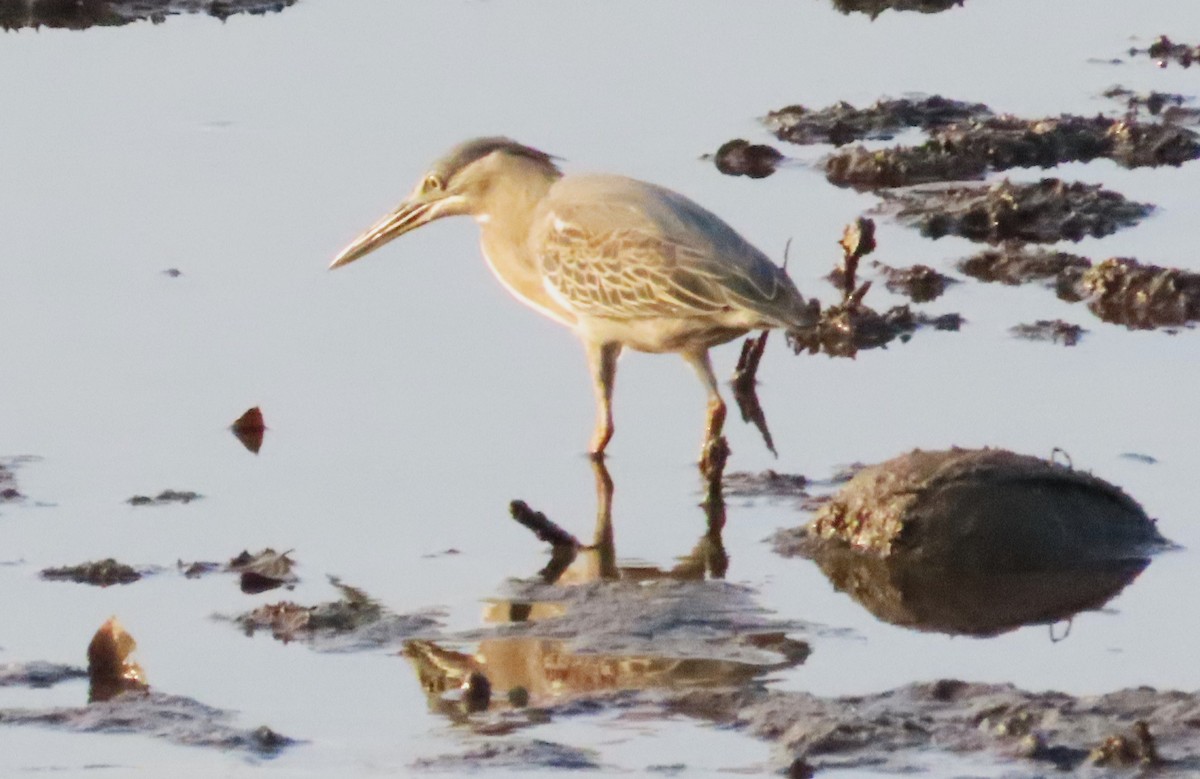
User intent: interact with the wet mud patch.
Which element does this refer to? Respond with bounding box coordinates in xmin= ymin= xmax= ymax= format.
xmin=411 ymin=738 xmax=601 ymax=772
xmin=637 ymin=681 xmax=1200 ymax=775
xmin=0 ymin=0 xmax=297 ymax=31
xmin=1 ymin=619 xmax=293 ymax=756
xmin=879 ymin=178 xmax=1152 ymax=244
xmin=229 ymin=578 xmax=442 ymax=652
xmin=0 ymin=661 xmax=88 ymax=688
xmin=41 ymin=558 xmax=144 ymax=586
xmin=1010 ymin=319 xmax=1086 ymax=346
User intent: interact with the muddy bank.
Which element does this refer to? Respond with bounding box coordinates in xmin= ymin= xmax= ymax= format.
xmin=960 ymin=248 xmax=1200 ymax=330
xmin=0 ymin=0 xmax=296 ymax=31
xmin=879 ymin=178 xmax=1152 ymax=244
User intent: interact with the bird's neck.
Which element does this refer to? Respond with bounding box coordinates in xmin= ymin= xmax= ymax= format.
xmin=475 ymin=170 xmax=575 ymax=327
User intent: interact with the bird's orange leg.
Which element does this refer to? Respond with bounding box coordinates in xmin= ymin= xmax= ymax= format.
xmin=683 ymin=349 xmax=729 ymax=477
xmin=585 ymin=341 xmax=622 ymax=458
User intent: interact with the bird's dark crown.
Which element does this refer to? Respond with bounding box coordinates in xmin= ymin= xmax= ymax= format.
xmin=434 ymin=137 xmax=561 ymax=181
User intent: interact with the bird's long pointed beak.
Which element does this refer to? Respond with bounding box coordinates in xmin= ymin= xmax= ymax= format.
xmin=329 ymin=199 xmax=437 ymax=270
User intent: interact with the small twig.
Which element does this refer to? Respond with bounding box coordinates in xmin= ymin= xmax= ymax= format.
xmin=508 ymin=500 xmax=581 ymax=549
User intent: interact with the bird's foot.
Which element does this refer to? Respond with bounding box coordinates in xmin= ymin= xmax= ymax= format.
xmin=699 ymin=436 xmax=730 ymax=483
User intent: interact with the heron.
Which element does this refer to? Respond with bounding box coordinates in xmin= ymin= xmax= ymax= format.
xmin=330 ymin=137 xmax=818 ymax=466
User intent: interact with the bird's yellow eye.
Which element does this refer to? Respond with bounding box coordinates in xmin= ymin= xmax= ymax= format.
xmin=423 ymin=175 xmax=443 ymax=193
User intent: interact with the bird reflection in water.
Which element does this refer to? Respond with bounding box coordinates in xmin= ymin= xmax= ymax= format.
xmin=404 ymin=452 xmax=808 ymax=722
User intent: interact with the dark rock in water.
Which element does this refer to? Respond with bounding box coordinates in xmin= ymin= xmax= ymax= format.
xmin=0 ymin=0 xmax=297 ymax=31
xmin=125 ymin=489 xmax=202 ymax=506
xmin=711 ymin=139 xmax=784 ymax=178
xmin=881 ymin=178 xmax=1152 ymax=244
xmin=793 ymin=447 xmax=1168 ymax=568
xmin=1010 ymin=319 xmax=1086 ymax=346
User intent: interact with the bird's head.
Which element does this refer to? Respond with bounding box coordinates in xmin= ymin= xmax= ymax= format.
xmin=330 ymin=137 xmax=561 ymax=269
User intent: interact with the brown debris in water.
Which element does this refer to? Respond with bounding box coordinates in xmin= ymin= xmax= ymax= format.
xmin=230 ymin=406 xmax=266 ymax=454
xmin=957 ymin=247 xmax=1091 ymax=286
xmin=710 ymin=139 xmax=784 ymax=178
xmin=1067 ymin=257 xmax=1200 ymax=330
xmin=0 ymin=0 xmax=298 ymax=31
xmin=828 ymin=0 xmax=964 ymax=16
xmin=881 ymin=178 xmax=1152 ymax=244
xmin=1089 ymin=720 xmax=1163 ymax=768
xmin=789 ymin=218 xmax=962 ymax=357
xmin=1103 ymin=86 xmax=1200 ymax=125
xmin=874 ymin=262 xmax=956 ymax=302
xmin=1131 ymin=35 xmax=1200 ymax=69
xmin=800 ymin=101 xmax=1200 ymax=190
xmin=228 ymin=548 xmax=297 ymax=594
xmin=1010 ymin=320 xmax=1086 ymax=346
xmin=764 ymin=96 xmax=988 ymax=146
xmin=41 ymin=558 xmax=142 ymax=587
xmin=126 ymin=489 xmax=202 ymax=506
xmin=86 ymin=617 xmax=148 ymax=703
xmin=960 ymin=249 xmax=1200 ymax=331
xmin=232 ymin=577 xmax=440 ymax=650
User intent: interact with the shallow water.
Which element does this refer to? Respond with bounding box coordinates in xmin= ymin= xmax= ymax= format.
xmin=3 ymin=0 xmax=1200 ymax=775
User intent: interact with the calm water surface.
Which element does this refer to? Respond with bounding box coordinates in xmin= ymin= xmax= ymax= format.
xmin=2 ymin=1 xmax=1200 ymax=775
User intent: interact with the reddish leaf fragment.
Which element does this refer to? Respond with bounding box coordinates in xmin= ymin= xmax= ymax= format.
xmin=230 ymin=407 xmax=267 ymax=454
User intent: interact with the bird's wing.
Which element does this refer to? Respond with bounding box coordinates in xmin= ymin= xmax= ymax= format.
xmin=532 ymin=175 xmax=802 ymax=323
